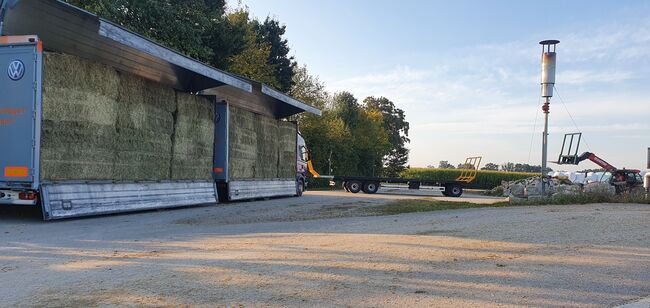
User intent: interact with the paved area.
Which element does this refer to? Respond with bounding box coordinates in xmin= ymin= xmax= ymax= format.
xmin=0 ymin=191 xmax=649 ymax=307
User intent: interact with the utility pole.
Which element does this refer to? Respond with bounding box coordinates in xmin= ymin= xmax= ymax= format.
xmin=539 ymin=40 xmax=559 ymax=196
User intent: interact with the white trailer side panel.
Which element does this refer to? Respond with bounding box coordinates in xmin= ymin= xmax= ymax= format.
xmin=41 ymin=181 xmax=217 ymax=220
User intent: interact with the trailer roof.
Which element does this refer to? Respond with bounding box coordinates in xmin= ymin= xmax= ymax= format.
xmin=1 ymin=0 xmax=321 ymax=118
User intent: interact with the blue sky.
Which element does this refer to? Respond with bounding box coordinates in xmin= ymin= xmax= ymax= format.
xmin=241 ymin=0 xmax=650 ymax=171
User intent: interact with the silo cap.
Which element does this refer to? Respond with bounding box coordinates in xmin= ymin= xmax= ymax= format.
xmin=539 ymin=40 xmax=560 ymax=45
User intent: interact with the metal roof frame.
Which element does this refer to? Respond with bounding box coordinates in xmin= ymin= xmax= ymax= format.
xmin=1 ymin=0 xmax=321 ymax=118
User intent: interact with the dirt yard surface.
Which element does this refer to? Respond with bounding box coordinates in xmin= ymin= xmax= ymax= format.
xmin=1 ymin=190 xmax=649 ymax=307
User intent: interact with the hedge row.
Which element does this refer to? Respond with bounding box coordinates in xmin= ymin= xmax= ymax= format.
xmin=400 ymin=168 xmax=538 ymax=190
xmin=307 ymin=168 xmax=539 ymax=189
xmin=307 ymin=168 xmax=538 ymax=190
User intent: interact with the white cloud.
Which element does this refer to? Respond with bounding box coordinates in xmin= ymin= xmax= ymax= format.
xmin=559 ymin=70 xmax=635 ymax=85
xmin=320 ymin=14 xmax=650 ymax=170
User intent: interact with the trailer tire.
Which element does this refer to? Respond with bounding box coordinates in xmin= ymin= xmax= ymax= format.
xmin=348 ymin=181 xmax=362 ymax=193
xmin=362 ymin=181 xmax=380 ymax=194
xmin=296 ymin=179 xmax=305 ymax=197
xmin=445 ymin=184 xmax=463 ymax=198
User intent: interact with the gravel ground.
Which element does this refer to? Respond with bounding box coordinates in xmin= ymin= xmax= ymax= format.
xmin=0 ymin=190 xmax=649 ymax=307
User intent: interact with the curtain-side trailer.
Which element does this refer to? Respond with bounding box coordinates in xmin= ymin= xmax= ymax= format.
xmin=0 ymin=0 xmax=321 ymax=220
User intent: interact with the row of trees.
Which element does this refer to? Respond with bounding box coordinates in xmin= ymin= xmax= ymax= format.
xmin=67 ymin=0 xmax=411 ymax=177
xmin=429 ymin=161 xmax=552 ymax=173
xmin=67 ymin=0 xmax=295 ymax=92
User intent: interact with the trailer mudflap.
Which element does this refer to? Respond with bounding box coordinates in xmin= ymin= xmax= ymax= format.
xmin=41 ymin=181 xmax=218 ymax=220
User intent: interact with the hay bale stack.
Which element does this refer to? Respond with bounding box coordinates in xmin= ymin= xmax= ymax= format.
xmin=228 ymin=106 xmax=296 ymax=180
xmin=171 ymin=92 xmax=215 ymax=180
xmin=41 ymin=53 xmax=120 ymax=181
xmin=113 ymin=73 xmax=176 ymax=181
xmin=40 ymin=52 xmax=215 ymax=182
xmin=228 ymin=106 xmax=258 ymax=179
xmin=255 ymin=115 xmax=279 ymax=178
xmin=277 ymin=121 xmax=297 ymax=178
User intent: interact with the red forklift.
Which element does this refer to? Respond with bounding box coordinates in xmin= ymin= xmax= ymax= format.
xmin=557 ymin=133 xmax=644 ymax=194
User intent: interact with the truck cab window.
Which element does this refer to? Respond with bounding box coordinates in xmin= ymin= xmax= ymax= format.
xmin=300 ymin=146 xmax=307 ymax=161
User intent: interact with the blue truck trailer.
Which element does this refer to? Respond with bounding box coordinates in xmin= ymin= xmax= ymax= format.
xmin=0 ymin=0 xmax=320 ymax=220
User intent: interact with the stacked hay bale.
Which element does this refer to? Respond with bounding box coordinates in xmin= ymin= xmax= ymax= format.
xmin=255 ymin=114 xmax=280 ymax=178
xmin=228 ymin=106 xmax=297 ymax=180
xmin=228 ymin=106 xmax=258 ymax=179
xmin=40 ymin=52 xmax=215 ymax=182
xmin=41 ymin=53 xmax=120 ymax=181
xmin=114 ymin=73 xmax=176 ymax=181
xmin=277 ymin=121 xmax=298 ymax=178
xmin=171 ymin=92 xmax=215 ymax=180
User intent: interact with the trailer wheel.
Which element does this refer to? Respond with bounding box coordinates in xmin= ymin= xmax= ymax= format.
xmin=445 ymin=184 xmax=463 ymax=198
xmin=348 ymin=181 xmax=362 ymax=193
xmin=296 ymin=179 xmax=305 ymax=197
xmin=362 ymin=181 xmax=379 ymax=194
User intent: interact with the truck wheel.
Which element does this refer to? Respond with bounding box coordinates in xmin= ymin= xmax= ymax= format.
xmin=445 ymin=184 xmax=463 ymax=197
xmin=362 ymin=181 xmax=379 ymax=194
xmin=343 ymin=181 xmax=350 ymax=192
xmin=296 ymin=179 xmax=305 ymax=197
xmin=348 ymin=181 xmax=362 ymax=194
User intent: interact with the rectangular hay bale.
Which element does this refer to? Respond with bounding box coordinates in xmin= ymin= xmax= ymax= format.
xmin=228 ymin=106 xmax=297 ymax=180
xmin=113 ymin=72 xmax=177 ymax=181
xmin=170 ymin=92 xmax=215 ymax=180
xmin=277 ymin=121 xmax=297 ymax=179
xmin=228 ymin=106 xmax=258 ymax=179
xmin=40 ymin=53 xmax=120 ymax=181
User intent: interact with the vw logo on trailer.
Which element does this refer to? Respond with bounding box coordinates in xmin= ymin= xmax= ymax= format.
xmin=7 ymin=60 xmax=25 ymax=81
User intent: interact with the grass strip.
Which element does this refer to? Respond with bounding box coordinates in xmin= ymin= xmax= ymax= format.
xmin=374 ymin=199 xmax=511 ymax=215
xmin=374 ymin=193 xmax=649 ymax=216
xmin=510 ymin=192 xmax=649 ymax=206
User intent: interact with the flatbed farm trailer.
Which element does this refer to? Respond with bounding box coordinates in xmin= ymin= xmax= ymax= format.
xmin=332 ymin=157 xmax=482 ymax=198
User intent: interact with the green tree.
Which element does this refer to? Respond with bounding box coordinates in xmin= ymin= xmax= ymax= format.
xmin=500 ymin=162 xmax=515 ymax=172
xmin=65 ymin=0 xmax=219 ymax=62
xmin=300 ymin=91 xmax=390 ymax=177
xmin=481 ymin=163 xmax=500 ymax=171
xmin=224 ymin=9 xmax=281 ymax=88
xmin=290 ymin=65 xmax=328 ymax=109
xmin=438 ymin=161 xmax=455 ymax=169
xmin=332 ymin=92 xmax=361 ymax=129
xmin=253 ymin=17 xmax=296 ymax=92
xmin=364 ymin=97 xmax=410 ymax=177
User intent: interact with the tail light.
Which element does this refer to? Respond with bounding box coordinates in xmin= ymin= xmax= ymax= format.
xmin=18 ymin=191 xmax=38 ymax=201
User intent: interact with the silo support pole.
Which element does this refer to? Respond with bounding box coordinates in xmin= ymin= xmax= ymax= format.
xmin=541 ymin=97 xmax=550 ymax=195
